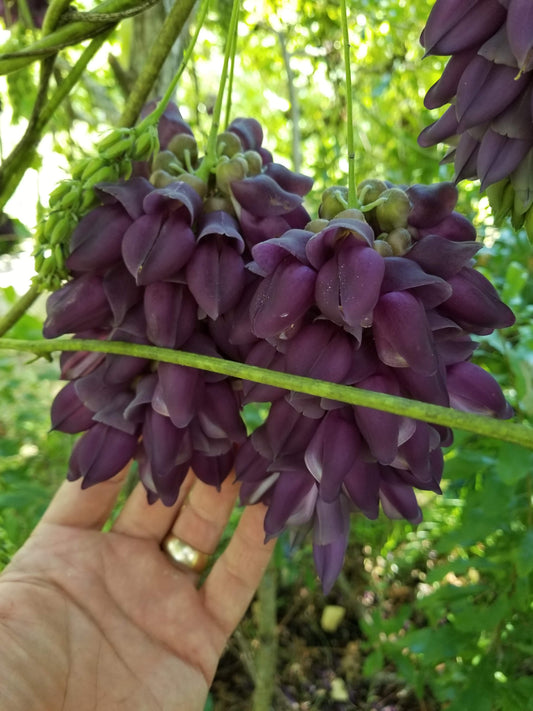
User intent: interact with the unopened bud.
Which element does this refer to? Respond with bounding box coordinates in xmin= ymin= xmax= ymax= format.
xmin=387 ymin=227 xmax=412 ymax=255
xmin=334 ymin=208 xmax=365 ymax=222
xmin=178 ymin=173 xmax=208 ymax=198
xmin=375 ymin=188 xmax=411 ymax=231
xmin=216 ymin=131 xmax=243 ymax=158
xmin=216 ymin=156 xmax=248 ymax=194
xmin=167 ymin=133 xmax=199 ymax=167
xmin=150 ymin=169 xmax=176 ymax=188
xmin=243 ymin=150 xmax=262 ymax=176
xmin=374 ymin=239 xmax=393 ymax=257
xmin=319 ymin=186 xmax=349 ymax=220
xmin=153 ymin=149 xmax=182 ymax=174
xmin=357 ymin=178 xmax=388 ymax=205
xmin=305 ymin=218 xmax=330 ymax=233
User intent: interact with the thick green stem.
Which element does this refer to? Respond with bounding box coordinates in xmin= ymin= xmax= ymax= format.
xmin=0 ymin=337 xmax=531 ymax=450
xmin=0 ymin=31 xmax=112 ymax=212
xmin=118 ymin=0 xmax=198 ymax=128
xmin=197 ymin=0 xmax=240 ymax=181
xmin=0 ymin=0 xmax=147 ymax=74
xmin=252 ymin=556 xmax=279 ymax=711
xmin=223 ymin=3 xmax=239 ymax=129
xmin=0 ymin=283 xmax=40 ymax=337
xmin=340 ymin=0 xmax=357 ymax=207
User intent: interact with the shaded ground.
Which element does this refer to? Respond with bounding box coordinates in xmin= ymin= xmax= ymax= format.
xmin=211 ymin=541 xmax=440 ymax=711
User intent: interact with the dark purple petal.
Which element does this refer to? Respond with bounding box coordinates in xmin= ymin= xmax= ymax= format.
xmin=264 ymin=469 xmax=316 ymax=539
xmin=306 ymin=219 xmax=375 ymax=269
xmin=251 ymin=229 xmax=313 ymax=274
xmin=477 ymin=129 xmax=533 ymax=190
xmin=67 ymin=423 xmax=137 ymax=487
xmin=343 ymin=460 xmax=381 ymax=519
xmin=143 ymin=408 xmax=192 ymax=477
xmin=440 ymin=267 xmax=515 ymax=332
xmin=155 ymin=363 xmax=203 ymax=427
xmin=353 ymin=373 xmax=403 ymax=465
xmin=198 ymin=210 xmax=244 ymax=252
xmin=227 ymin=117 xmax=263 ymax=150
xmin=305 ymin=411 xmax=362 ymax=502
xmin=406 ymin=182 xmax=458 ymax=228
xmin=379 ymin=471 xmax=422 ymax=524
xmin=249 ymin=257 xmax=316 ymax=339
xmin=187 ymin=239 xmax=246 ymax=320
xmin=142 ymin=181 xmax=203 ymax=223
xmin=507 ymin=0 xmax=533 ymax=72
xmin=122 ymin=212 xmax=196 ymax=285
xmin=424 ymin=50 xmax=477 ymax=109
xmin=313 ymin=535 xmax=349 ymax=595
xmin=447 ymin=361 xmax=513 ymax=418
xmin=231 ymin=175 xmax=303 ymax=217
xmin=197 ymin=381 xmax=246 ymax=444
xmin=96 ymin=177 xmax=153 ymax=220
xmin=123 ymin=373 xmax=158 ymax=422
xmin=50 ymin=381 xmax=95 ymax=433
xmin=144 ymin=282 xmax=196 ymax=348
xmin=285 ymin=321 xmax=354 ymax=383
xmin=406 ymin=234 xmax=480 ymax=278
xmin=190 ymin=450 xmax=235 ymax=490
xmin=373 ymin=292 xmax=438 ymax=375
xmin=415 ymin=212 xmax=478 ymax=243
xmin=103 ymin=263 xmax=142 ymax=326
xmin=264 ymin=162 xmax=314 ymax=196
xmin=43 ymin=274 xmax=112 ymax=338
xmin=381 ymin=257 xmax=452 ymax=308
xmin=242 ymin=341 xmax=287 ymax=403
xmin=67 ymin=204 xmax=132 ymax=273
xmin=418 ymin=106 xmax=459 ymax=148
xmin=92 ymin=391 xmax=137 ymax=434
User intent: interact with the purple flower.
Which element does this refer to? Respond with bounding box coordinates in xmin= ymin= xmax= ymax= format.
xmin=67 ymin=423 xmax=138 ymax=488
xmin=43 ymin=274 xmax=112 ymax=338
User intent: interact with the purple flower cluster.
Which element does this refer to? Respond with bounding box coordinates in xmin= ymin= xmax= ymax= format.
xmin=236 ymin=178 xmax=514 ymax=591
xmin=44 ymin=106 xmax=514 ymax=592
xmin=419 ymin=0 xmax=533 ymax=208
xmin=45 ymin=106 xmax=312 ymax=506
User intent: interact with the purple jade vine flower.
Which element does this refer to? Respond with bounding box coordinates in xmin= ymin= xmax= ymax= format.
xmin=306 ymin=217 xmax=384 ymax=339
xmin=67 ymin=422 xmax=139 ymax=488
xmin=144 ymin=281 xmax=197 ymax=348
xmin=43 ymin=274 xmax=112 ymax=338
xmin=122 ymin=181 xmax=201 ymax=285
xmin=447 ymin=361 xmax=513 ymax=418
xmin=186 ymin=211 xmax=246 ymax=320
xmin=50 ymin=381 xmax=96 ymax=434
xmin=248 ymin=229 xmax=316 ymax=340
xmin=419 ymin=0 xmax=533 ymax=218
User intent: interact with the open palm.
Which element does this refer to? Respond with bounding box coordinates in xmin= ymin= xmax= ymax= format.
xmin=0 ymin=469 xmax=274 ymax=711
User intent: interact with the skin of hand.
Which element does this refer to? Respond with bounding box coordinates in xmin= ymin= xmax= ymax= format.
xmin=0 ymin=467 xmax=275 ymax=711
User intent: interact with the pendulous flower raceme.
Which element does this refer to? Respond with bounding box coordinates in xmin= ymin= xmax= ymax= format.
xmin=44 ymin=105 xmax=514 ymax=592
xmin=419 ymin=0 xmax=533 ymax=235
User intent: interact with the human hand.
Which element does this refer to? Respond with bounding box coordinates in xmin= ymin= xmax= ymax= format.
xmin=0 ymin=467 xmax=274 ymax=711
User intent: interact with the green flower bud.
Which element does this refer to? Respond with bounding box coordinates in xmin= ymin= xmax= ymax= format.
xmin=318 ymin=186 xmax=349 ymax=220
xmin=387 ymin=227 xmax=412 ymax=255
xmin=100 ymin=134 xmax=136 ymax=161
xmin=243 ymin=150 xmax=262 ymax=176
xmin=334 ymin=208 xmax=365 ymax=222
xmin=49 ymin=181 xmax=75 ymax=206
xmin=216 ymin=155 xmax=248 ymax=194
xmin=375 ymin=188 xmax=411 ymax=231
xmin=152 ymin=150 xmax=183 ymax=174
xmin=357 ymin=178 xmax=388 ymax=206
xmin=150 ymin=169 xmax=176 ymax=188
xmin=167 ymin=133 xmax=199 ymax=168
xmin=71 ymin=158 xmax=91 ymax=181
xmin=96 ymin=128 xmax=131 ymax=153
xmin=131 ymin=126 xmax=159 ymax=161
xmin=84 ymin=164 xmax=120 ymax=189
xmin=49 ymin=214 xmax=77 ymax=247
xmin=178 ymin=173 xmax=208 ymax=198
xmin=373 ymin=239 xmax=393 ymax=257
xmin=305 ymin=218 xmax=330 ymax=233
xmin=80 ymin=157 xmax=106 ymax=183
xmin=216 ymin=131 xmax=243 ymax=158
xmin=203 ymin=195 xmax=235 ymax=215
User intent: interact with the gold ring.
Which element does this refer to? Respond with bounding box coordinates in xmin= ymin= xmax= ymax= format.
xmin=161 ymin=534 xmax=209 ymax=573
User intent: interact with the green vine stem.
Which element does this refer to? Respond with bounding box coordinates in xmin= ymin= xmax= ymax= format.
xmin=223 ymin=1 xmax=239 ymax=130
xmin=0 ymin=283 xmax=40 ymax=337
xmin=340 ymin=0 xmax=357 ymax=208
xmin=0 ymin=337 xmax=531 ymax=450
xmin=0 ymin=30 xmax=113 ymax=212
xmin=0 ymin=0 xmax=152 ymax=75
xmin=197 ymin=0 xmax=240 ymax=181
xmin=118 ymin=0 xmax=199 ymax=128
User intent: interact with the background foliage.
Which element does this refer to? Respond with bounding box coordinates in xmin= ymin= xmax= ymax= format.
xmin=0 ymin=0 xmax=531 ymax=709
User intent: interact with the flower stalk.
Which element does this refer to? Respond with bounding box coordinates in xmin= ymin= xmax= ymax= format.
xmin=0 ymin=337 xmax=531 ymax=450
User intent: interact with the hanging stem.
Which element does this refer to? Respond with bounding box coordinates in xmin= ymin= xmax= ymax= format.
xmin=0 ymin=283 xmax=40 ymax=337
xmin=340 ymin=0 xmax=357 ymax=207
xmin=0 ymin=337 xmax=531 ymax=450
xmin=131 ymin=0 xmax=210 ymax=130
xmin=197 ymin=0 xmax=240 ymax=181
xmin=118 ymin=0 xmax=200 ymax=128
xmin=223 ymin=3 xmax=240 ymax=129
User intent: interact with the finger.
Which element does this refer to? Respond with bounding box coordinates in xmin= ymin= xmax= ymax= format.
xmin=38 ymin=465 xmax=130 ymax=530
xmin=111 ymin=470 xmax=195 ymax=540
xmin=200 ymin=502 xmax=275 ymax=644
xmin=169 ymin=473 xmax=241 ymax=555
